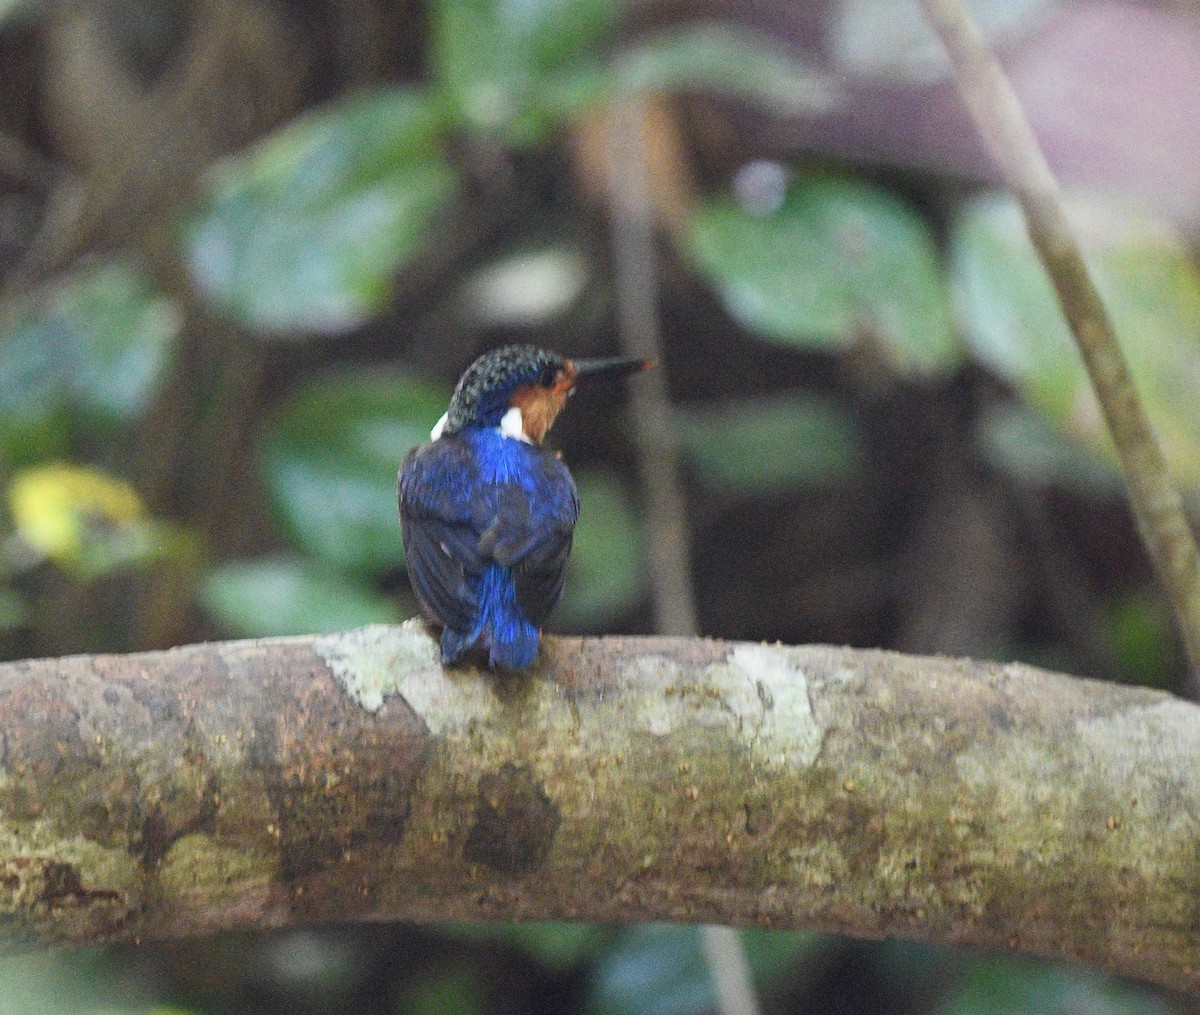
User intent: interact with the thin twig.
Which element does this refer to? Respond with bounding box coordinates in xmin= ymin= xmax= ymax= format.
xmin=919 ymin=0 xmax=1200 ymax=677
xmin=607 ymin=101 xmax=758 ymax=1015
xmin=701 ymin=923 xmax=764 ymax=1015
xmin=606 ymin=100 xmax=700 ymax=638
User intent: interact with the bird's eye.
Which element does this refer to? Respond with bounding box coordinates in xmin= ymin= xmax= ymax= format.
xmin=538 ymin=367 xmax=557 ymax=388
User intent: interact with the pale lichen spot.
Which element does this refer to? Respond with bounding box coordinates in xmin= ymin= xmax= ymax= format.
xmin=826 ymin=667 xmax=861 ymax=687
xmin=315 ymin=621 xmax=439 ymax=713
xmin=1074 ymin=697 xmax=1200 ymax=838
xmin=726 ymin=644 xmax=823 ymax=768
xmin=627 ymin=656 xmax=685 ymax=737
xmin=393 ymin=659 xmax=502 ymax=737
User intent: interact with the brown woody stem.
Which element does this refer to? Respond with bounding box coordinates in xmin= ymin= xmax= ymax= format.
xmin=0 ymin=622 xmax=1196 ymax=993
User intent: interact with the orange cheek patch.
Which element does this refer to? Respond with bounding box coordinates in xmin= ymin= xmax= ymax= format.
xmin=511 ymin=385 xmax=569 ymax=444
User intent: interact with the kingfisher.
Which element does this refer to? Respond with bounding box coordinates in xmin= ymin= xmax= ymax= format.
xmin=399 ymin=345 xmax=652 ymax=670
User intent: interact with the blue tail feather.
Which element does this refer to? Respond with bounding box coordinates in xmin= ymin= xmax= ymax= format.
xmin=438 ymin=565 xmax=539 ymax=669
xmin=479 ymin=564 xmax=540 ymax=670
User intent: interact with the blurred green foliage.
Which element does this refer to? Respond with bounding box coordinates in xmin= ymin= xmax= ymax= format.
xmin=0 ymin=259 xmax=181 ymax=467
xmin=1102 ymin=589 xmax=1178 ymax=687
xmin=8 ymin=461 xmax=189 ymax=579
xmin=431 ymin=0 xmax=623 ymax=143
xmin=0 ymin=950 xmax=187 ymax=1015
xmin=395 ymin=962 xmax=489 ymax=1015
xmin=602 ymin=23 xmax=841 ymax=116
xmin=440 ymin=921 xmax=611 ymax=972
xmin=262 ymin=370 xmax=445 ymax=576
xmin=686 ymin=173 xmax=960 ymax=375
xmin=199 ymin=555 xmax=400 ymax=638
xmin=0 ymin=932 xmax=1176 ymax=1015
xmin=555 ymin=470 xmax=645 ymax=627
xmin=586 ymin=925 xmax=822 ymax=1015
xmin=952 ymin=194 xmax=1200 ymax=486
xmin=0 ymin=260 xmax=192 ymax=647
xmin=185 ymin=89 xmax=459 ymax=334
xmin=975 ymin=402 xmax=1122 ymax=497
xmin=937 ymin=957 xmax=1175 ymax=1015
xmin=680 ymin=394 xmax=865 ymax=495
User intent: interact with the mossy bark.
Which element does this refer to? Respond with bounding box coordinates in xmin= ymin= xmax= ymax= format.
xmin=0 ymin=621 xmax=1197 ymax=992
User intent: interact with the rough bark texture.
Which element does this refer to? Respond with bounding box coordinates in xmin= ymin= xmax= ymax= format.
xmin=0 ymin=621 xmax=1197 ymax=993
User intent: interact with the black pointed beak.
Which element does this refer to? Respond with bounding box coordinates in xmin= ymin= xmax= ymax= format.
xmin=571 ymin=357 xmax=655 ymax=385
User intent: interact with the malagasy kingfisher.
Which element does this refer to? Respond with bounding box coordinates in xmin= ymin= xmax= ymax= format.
xmin=399 ymin=345 xmax=652 ymax=670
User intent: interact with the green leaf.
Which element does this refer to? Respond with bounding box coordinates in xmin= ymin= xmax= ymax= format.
xmin=609 ymin=24 xmax=839 ymax=116
xmin=396 ymin=964 xmax=487 ymax=1015
xmin=438 ymin=922 xmax=610 ymax=972
xmin=185 ymin=88 xmax=458 ymax=334
xmin=553 ymin=470 xmax=645 ymax=630
xmin=976 ymin=403 xmax=1120 ymax=496
xmin=70 ymin=520 xmax=190 ymax=581
xmin=0 ymin=587 xmax=27 ymax=631
xmin=951 ymin=193 xmax=1200 ymax=486
xmin=200 ymin=555 xmax=400 ymax=638
xmin=53 ymin=262 xmax=182 ymax=421
xmin=939 ymin=957 xmax=1174 ymax=1015
xmin=686 ymin=173 xmax=959 ymax=375
xmin=0 ymin=349 xmax=71 ymax=470
xmin=739 ymin=927 xmax=826 ymax=983
xmin=0 ymin=950 xmax=158 ymax=1015
xmin=431 ymin=0 xmax=623 ymax=144
xmin=263 ymin=370 xmax=446 ymax=577
xmin=543 ymin=24 xmax=839 ymax=128
xmin=0 ymin=0 xmax=32 ymax=28
xmin=679 ymin=394 xmax=864 ymax=495
xmin=1101 ymin=589 xmax=1177 ymax=688
xmin=587 ymin=925 xmax=711 ymax=1015
xmin=0 ymin=260 xmax=180 ymax=460
xmin=586 ymin=925 xmax=822 ymax=1015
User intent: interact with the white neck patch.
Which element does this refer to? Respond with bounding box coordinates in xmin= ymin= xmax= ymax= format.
xmin=430 ymin=411 xmax=449 ymax=441
xmin=499 ymin=405 xmax=532 ymax=443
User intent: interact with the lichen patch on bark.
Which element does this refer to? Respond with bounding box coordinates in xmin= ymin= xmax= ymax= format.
xmin=315 ymin=621 xmax=439 ymax=712
xmin=725 ymin=645 xmax=823 ymax=768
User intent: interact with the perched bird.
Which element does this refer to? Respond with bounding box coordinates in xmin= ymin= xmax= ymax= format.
xmin=399 ymin=345 xmax=651 ymax=670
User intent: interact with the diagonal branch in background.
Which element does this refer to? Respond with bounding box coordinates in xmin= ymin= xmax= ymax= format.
xmin=0 ymin=621 xmax=1197 ymax=994
xmin=918 ymin=0 xmax=1200 ymax=676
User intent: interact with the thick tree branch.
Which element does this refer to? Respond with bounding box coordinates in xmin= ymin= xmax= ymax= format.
xmin=0 ymin=622 xmax=1197 ymax=993
xmin=919 ymin=0 xmax=1200 ymax=675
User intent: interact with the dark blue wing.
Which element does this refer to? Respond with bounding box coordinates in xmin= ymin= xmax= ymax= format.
xmin=399 ymin=438 xmax=484 ymax=632
xmin=399 ymin=434 xmax=579 ymax=631
xmin=479 ymin=453 xmax=579 ymax=623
